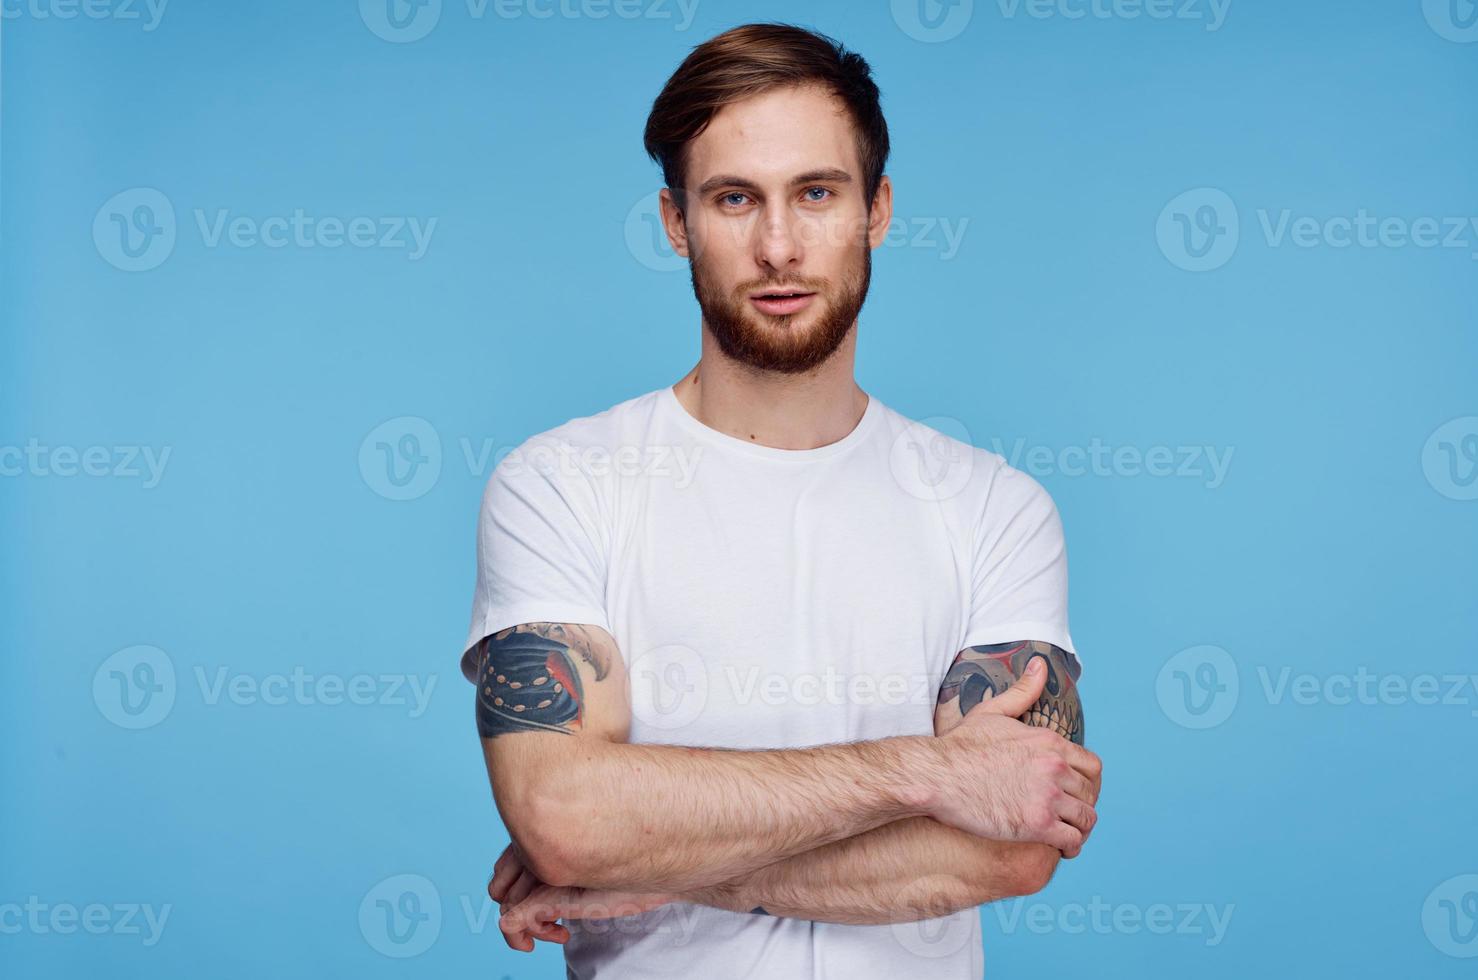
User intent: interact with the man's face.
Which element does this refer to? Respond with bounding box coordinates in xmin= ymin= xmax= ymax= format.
xmin=661 ymin=83 xmax=892 ymax=374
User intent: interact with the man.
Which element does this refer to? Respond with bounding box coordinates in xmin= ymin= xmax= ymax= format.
xmin=460 ymin=22 xmax=1101 ymax=979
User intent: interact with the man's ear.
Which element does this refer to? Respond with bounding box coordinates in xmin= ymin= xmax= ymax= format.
xmin=658 ymin=187 xmax=691 ymax=258
xmin=865 ymin=174 xmax=893 ymax=250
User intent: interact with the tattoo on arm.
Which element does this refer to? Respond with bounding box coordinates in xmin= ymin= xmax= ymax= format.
xmin=474 ymin=623 xmax=613 ymax=738
xmin=937 ymin=640 xmax=1085 ymax=744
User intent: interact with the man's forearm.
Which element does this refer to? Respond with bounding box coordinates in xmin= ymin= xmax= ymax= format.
xmin=513 ymin=735 xmax=941 ymax=894
xmin=686 ymin=816 xmax=1056 ymax=925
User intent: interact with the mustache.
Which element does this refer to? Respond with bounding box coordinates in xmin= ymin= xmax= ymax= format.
xmin=740 ymin=278 xmax=828 ymax=295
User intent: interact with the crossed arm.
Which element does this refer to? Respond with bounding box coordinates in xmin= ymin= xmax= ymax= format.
xmin=476 ymin=623 xmax=1089 ymax=936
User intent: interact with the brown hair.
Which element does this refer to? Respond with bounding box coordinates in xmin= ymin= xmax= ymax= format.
xmin=643 ymin=23 xmax=890 ymax=212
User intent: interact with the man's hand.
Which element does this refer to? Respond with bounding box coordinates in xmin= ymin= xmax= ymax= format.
xmin=929 ymin=657 xmax=1101 ymax=856
xmin=488 ymin=843 xmax=679 ymax=951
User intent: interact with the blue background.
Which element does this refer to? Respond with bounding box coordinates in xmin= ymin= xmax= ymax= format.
xmin=2 ymin=0 xmax=1476 ymax=976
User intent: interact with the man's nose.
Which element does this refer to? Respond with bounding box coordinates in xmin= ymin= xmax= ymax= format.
xmin=753 ymin=207 xmax=803 ymax=270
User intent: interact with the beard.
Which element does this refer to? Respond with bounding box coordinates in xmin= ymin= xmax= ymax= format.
xmin=689 ymin=242 xmax=871 ymax=375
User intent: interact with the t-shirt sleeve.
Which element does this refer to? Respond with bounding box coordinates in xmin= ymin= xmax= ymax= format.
xmin=958 ymin=462 xmax=1077 ymax=661
xmin=459 ymin=435 xmax=611 ymax=682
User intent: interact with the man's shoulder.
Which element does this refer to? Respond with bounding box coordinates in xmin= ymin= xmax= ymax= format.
xmin=874 ymin=405 xmax=1052 ymax=493
xmin=489 ymin=388 xmax=665 ymax=489
xmin=874 ymin=402 xmax=1058 ymax=517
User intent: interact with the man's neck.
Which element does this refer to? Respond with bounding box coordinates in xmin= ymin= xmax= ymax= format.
xmin=670 ymin=326 xmax=868 ymax=451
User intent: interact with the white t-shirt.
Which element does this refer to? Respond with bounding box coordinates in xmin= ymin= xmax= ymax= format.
xmin=460 ymin=384 xmax=1076 ymax=980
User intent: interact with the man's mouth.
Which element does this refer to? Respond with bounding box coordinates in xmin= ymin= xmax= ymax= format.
xmin=750 ymin=289 xmax=816 ymax=315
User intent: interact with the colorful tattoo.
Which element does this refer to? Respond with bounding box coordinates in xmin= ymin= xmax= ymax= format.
xmin=937 ymin=640 xmax=1084 ymax=744
xmin=474 ymin=623 xmax=613 ymax=738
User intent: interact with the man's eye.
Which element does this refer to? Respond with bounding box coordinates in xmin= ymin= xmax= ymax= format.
xmin=803 ymin=187 xmax=832 ymax=202
xmin=721 ymin=192 xmax=750 ymax=207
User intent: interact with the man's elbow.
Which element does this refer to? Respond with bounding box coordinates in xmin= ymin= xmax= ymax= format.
xmin=498 ymin=776 xmax=587 ymax=888
xmin=1006 ymin=844 xmax=1060 ymax=897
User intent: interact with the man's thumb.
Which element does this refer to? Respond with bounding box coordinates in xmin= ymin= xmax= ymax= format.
xmin=977 ymin=658 xmax=1048 ymax=717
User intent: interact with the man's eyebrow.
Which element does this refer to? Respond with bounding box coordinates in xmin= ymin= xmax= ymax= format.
xmin=694 ymin=168 xmax=855 ymax=197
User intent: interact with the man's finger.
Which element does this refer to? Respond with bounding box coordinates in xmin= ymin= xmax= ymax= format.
xmin=488 ymin=845 xmax=520 ymax=902
xmin=1057 ymin=742 xmax=1102 ymax=786
xmin=1056 ymin=767 xmax=1096 ymax=807
xmin=977 ymin=657 xmax=1049 ymax=718
xmin=509 ymin=869 xmax=541 ymax=909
